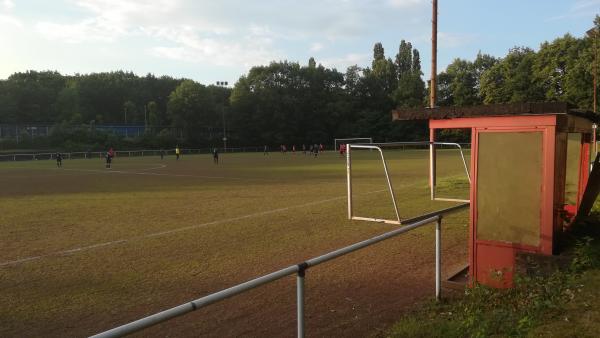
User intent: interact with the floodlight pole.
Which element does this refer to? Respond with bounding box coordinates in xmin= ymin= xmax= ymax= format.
xmin=429 ymin=0 xmax=438 ymax=198
xmin=593 ymin=29 xmax=598 ymax=114
xmin=430 ymin=0 xmax=438 ymax=109
xmin=588 ymin=26 xmax=599 ymax=113
xmin=217 ymin=81 xmax=228 ymax=152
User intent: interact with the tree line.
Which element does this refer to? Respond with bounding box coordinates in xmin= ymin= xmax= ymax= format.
xmin=0 ymin=16 xmax=598 ymax=150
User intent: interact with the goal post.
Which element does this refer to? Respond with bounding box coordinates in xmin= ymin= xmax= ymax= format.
xmin=334 ymin=138 xmax=372 ymax=151
xmin=346 ymin=141 xmax=471 ymax=225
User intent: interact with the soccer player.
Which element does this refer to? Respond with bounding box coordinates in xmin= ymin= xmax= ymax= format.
xmin=160 ymin=148 xmax=165 ymax=160
xmin=105 ymin=151 xmax=112 ymax=169
xmin=339 ymin=144 xmax=346 ymax=157
xmin=213 ymin=148 xmax=219 ymax=164
xmin=302 ymin=144 xmax=306 ymax=155
xmin=175 ymin=146 xmax=180 ymax=160
xmin=292 ymin=145 xmax=296 ymax=154
xmin=56 ymin=152 xmax=62 ymax=168
xmin=263 ymin=145 xmax=269 ymax=155
xmin=313 ymin=143 xmax=319 ymax=157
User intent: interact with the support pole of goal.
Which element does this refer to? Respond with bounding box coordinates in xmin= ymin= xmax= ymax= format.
xmin=430 ymin=130 xmax=436 ymax=200
xmin=347 ymin=144 xmax=352 ymax=220
xmin=436 ymin=216 xmax=442 ymax=300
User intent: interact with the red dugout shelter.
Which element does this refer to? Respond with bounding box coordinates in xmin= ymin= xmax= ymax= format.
xmin=393 ymin=102 xmax=598 ymax=288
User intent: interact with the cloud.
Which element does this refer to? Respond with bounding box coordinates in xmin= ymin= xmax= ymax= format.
xmin=22 ymin=0 xmax=432 ymax=78
xmin=414 ymin=31 xmax=477 ymax=49
xmin=0 ymin=13 xmax=21 ymax=27
xmin=571 ymin=0 xmax=600 ymax=11
xmin=320 ymin=53 xmax=370 ymax=70
xmin=36 ymin=0 xmax=180 ymax=43
xmin=36 ymin=18 xmax=127 ymax=43
xmin=437 ymin=32 xmax=478 ymax=48
xmin=147 ymin=24 xmax=283 ymax=68
xmin=386 ymin=0 xmax=425 ymax=8
xmin=2 ymin=0 xmax=14 ymax=10
xmin=546 ymin=0 xmax=600 ymax=21
xmin=310 ymin=42 xmax=324 ymax=52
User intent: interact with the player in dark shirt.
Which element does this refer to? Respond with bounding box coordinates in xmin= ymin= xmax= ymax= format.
xmin=56 ymin=152 xmax=62 ymax=168
xmin=213 ymin=148 xmax=219 ymax=164
xmin=105 ymin=151 xmax=112 ymax=169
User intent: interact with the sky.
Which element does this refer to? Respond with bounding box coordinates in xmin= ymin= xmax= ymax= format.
xmin=0 ymin=0 xmax=599 ymax=86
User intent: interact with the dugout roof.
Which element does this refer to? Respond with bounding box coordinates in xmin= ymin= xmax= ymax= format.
xmin=392 ymin=102 xmax=598 ymax=123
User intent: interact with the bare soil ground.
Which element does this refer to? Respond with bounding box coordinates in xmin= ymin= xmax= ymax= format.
xmin=0 ymin=150 xmax=470 ymax=337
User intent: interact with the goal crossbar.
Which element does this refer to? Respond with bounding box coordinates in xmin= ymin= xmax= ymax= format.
xmin=334 ymin=138 xmax=372 ymax=150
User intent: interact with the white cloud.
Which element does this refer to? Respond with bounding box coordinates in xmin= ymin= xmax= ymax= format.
xmin=310 ymin=42 xmax=324 ymax=52
xmin=571 ymin=0 xmax=600 ymax=11
xmin=37 ymin=0 xmax=412 ymax=68
xmin=438 ymin=32 xmax=477 ymax=48
xmin=386 ymin=0 xmax=425 ymax=9
xmin=147 ymin=24 xmax=282 ymax=68
xmin=0 ymin=13 xmax=21 ymax=27
xmin=14 ymin=0 xmax=432 ymax=80
xmin=320 ymin=53 xmax=370 ymax=70
xmin=546 ymin=0 xmax=600 ymax=21
xmin=414 ymin=31 xmax=477 ymax=49
xmin=36 ymin=0 xmax=180 ymax=43
xmin=36 ymin=18 xmax=126 ymax=43
xmin=2 ymin=0 xmax=14 ymax=10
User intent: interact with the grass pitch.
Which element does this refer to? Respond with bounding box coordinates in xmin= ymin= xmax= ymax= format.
xmin=0 ymin=149 xmax=470 ymax=337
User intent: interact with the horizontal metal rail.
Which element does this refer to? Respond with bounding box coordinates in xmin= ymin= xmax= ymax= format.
xmin=90 ymin=210 xmax=468 ymax=338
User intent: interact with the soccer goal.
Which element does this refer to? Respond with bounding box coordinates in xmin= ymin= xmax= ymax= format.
xmin=334 ymin=138 xmax=372 ymax=151
xmin=346 ymin=141 xmax=471 ymax=225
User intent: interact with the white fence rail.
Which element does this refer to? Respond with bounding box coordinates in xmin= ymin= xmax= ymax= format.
xmin=0 ymin=147 xmax=265 ymax=162
xmin=91 ymin=203 xmax=468 ymax=338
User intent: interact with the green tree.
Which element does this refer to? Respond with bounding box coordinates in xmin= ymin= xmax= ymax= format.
xmin=534 ymin=34 xmax=592 ymax=109
xmin=147 ymin=101 xmax=160 ymax=126
xmin=373 ymin=42 xmax=385 ymax=66
xmin=480 ymin=47 xmax=544 ymax=104
xmin=123 ymin=100 xmax=136 ymax=124
xmin=412 ymin=49 xmax=422 ymax=75
xmin=55 ymin=80 xmax=80 ymax=122
xmin=167 ymin=80 xmax=216 ymax=143
xmin=439 ymin=58 xmax=479 ymax=106
xmin=393 ymin=40 xmax=425 ymax=108
xmin=396 ymin=40 xmax=413 ymax=77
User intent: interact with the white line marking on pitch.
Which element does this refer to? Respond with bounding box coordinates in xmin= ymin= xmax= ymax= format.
xmin=57 ymin=167 xmax=277 ymax=182
xmin=138 ymin=164 xmax=168 ymax=171
xmin=0 ymin=189 xmax=387 ymax=268
xmin=2 ymin=162 xmax=281 ymax=182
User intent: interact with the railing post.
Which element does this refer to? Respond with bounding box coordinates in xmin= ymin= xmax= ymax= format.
xmin=435 ymin=216 xmax=442 ymax=300
xmin=297 ymin=263 xmax=307 ymax=338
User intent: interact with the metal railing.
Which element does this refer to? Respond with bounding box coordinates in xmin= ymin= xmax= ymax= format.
xmin=91 ymin=204 xmax=468 ymax=338
xmin=0 ymin=147 xmax=267 ymax=162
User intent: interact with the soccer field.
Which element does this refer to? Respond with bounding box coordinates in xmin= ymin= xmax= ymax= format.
xmin=0 ymin=150 xmax=470 ymax=337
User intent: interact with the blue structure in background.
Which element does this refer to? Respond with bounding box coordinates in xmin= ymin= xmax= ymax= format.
xmin=94 ymin=125 xmax=146 ymax=137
